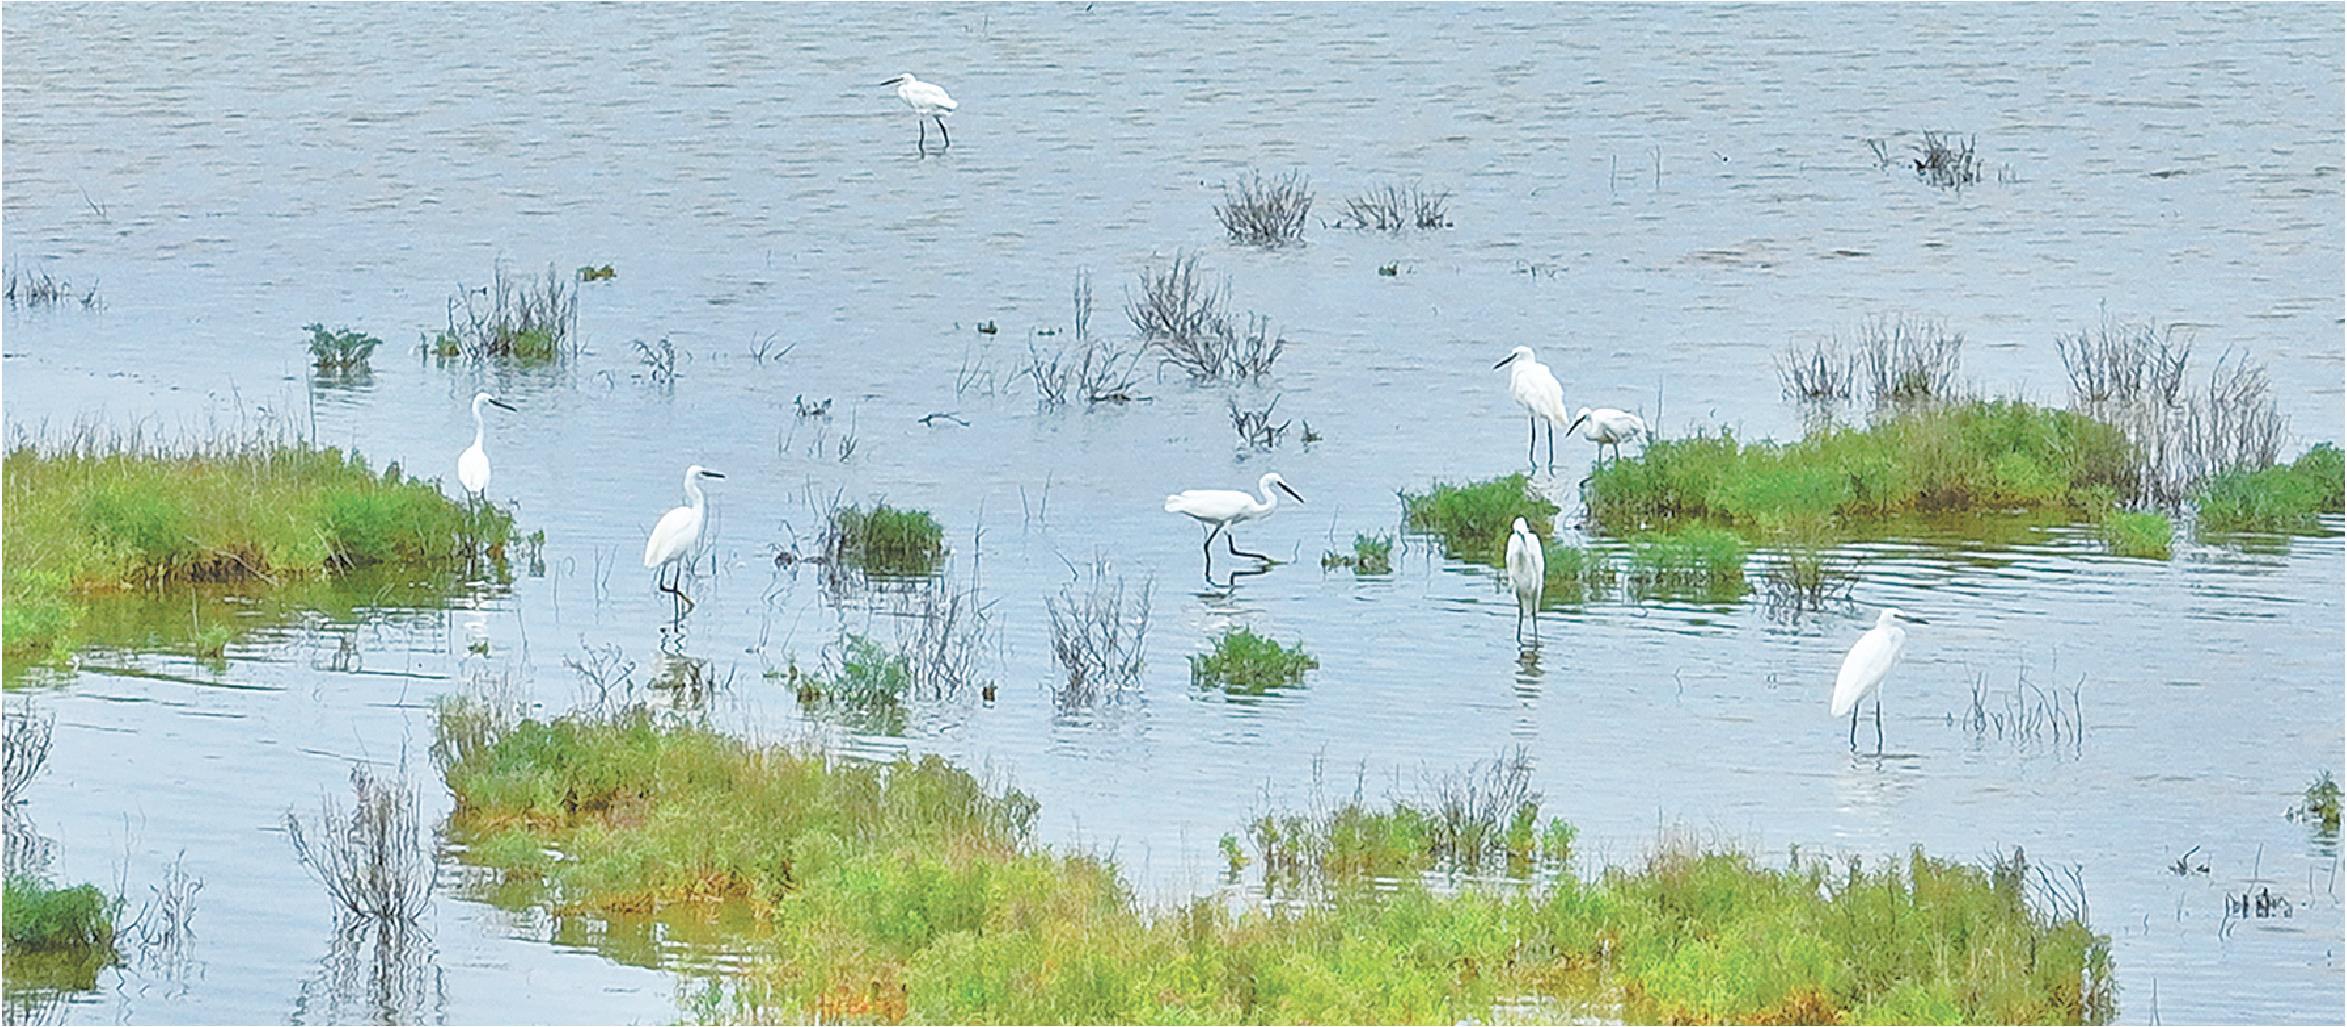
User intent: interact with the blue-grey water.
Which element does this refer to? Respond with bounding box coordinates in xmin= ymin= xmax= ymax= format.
xmin=4 ymin=3 xmax=2341 ymax=1023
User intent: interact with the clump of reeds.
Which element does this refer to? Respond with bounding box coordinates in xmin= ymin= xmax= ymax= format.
xmin=1541 ymin=540 xmax=1621 ymax=603
xmin=1948 ymin=668 xmax=2085 ymax=751
xmin=305 ymin=324 xmax=383 ymax=375
xmin=1214 ymin=170 xmax=1312 ymax=247
xmin=430 ymin=263 xmax=577 ymax=363
xmin=1855 ymin=314 xmax=1963 ymax=407
xmin=1870 ymin=133 xmax=1984 ymax=190
xmin=1024 ymin=271 xmax=1142 ymax=406
xmin=1775 ymin=336 xmax=1853 ymax=404
xmin=285 ymin=766 xmax=437 ymax=924
xmin=3 ymin=875 xmax=119 ymax=954
xmin=3 ymin=265 xmax=100 ymax=310
xmin=1127 ymin=253 xmax=1289 ymax=382
xmin=2192 ymin=444 xmax=2342 ymax=534
xmin=1044 ymin=558 xmax=1152 ymax=704
xmin=1190 ymin=627 xmax=1316 ymax=695
xmin=1321 ymin=533 xmax=1395 ymax=575
xmin=1332 ymin=182 xmax=1451 ymax=231
xmin=1228 ymin=395 xmax=1290 ymax=450
xmin=823 ymin=503 xmax=945 ymax=576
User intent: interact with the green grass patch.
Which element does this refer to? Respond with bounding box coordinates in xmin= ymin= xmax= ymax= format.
xmin=827 ymin=504 xmax=946 ymax=576
xmin=305 ymin=323 xmax=382 ymax=373
xmin=2096 ymin=510 xmax=2172 ymax=559
xmin=429 ymin=263 xmax=577 ymax=364
xmin=2290 ymin=770 xmax=2342 ymax=834
xmin=1320 ymin=533 xmax=1394 ymax=575
xmin=2192 ymin=444 xmax=2344 ymax=535
xmin=783 ymin=635 xmax=915 ymax=734
xmin=1586 ymin=400 xmax=2135 ymax=537
xmin=3 ymin=436 xmax=511 ymax=665
xmin=1627 ymin=525 xmax=1750 ymax=599
xmin=1399 ymin=474 xmax=1559 ymax=561
xmin=1189 ymin=628 xmax=1316 ymax=695
xmin=3 ymin=875 xmax=118 ymax=954
xmin=442 ymin=715 xmax=2115 ymax=1025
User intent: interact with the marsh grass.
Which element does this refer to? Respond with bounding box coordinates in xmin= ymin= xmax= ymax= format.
xmin=2289 ymin=771 xmax=2342 ymax=834
xmin=3 ymin=265 xmax=100 ymax=310
xmin=2192 ymin=444 xmax=2343 ymax=535
xmin=1856 ymin=314 xmax=1963 ymax=407
xmin=1190 ymin=628 xmax=1316 ymax=695
xmin=1584 ymin=400 xmax=2134 ymax=537
xmin=2096 ymin=510 xmax=2172 ymax=559
xmin=1126 ymin=253 xmax=1288 ymax=382
xmin=1627 ymin=525 xmax=1750 ymax=599
xmin=1321 ymin=533 xmax=1395 ymax=575
xmin=1399 ymin=474 xmax=1560 ymax=562
xmin=3 ymin=430 xmax=513 ymax=662
xmin=1949 ymin=670 xmax=2086 ymax=751
xmin=824 ymin=503 xmax=946 ymax=576
xmin=306 ymin=324 xmax=383 ymax=374
xmin=1331 ymin=182 xmax=1451 ymax=231
xmin=1214 ymin=170 xmax=1312 ymax=247
xmin=285 ymin=766 xmax=437 ymax=924
xmin=445 ymin=715 xmax=2115 ymax=1025
xmin=1045 ymin=559 xmax=1151 ymax=703
xmin=430 ymin=263 xmax=577 ymax=363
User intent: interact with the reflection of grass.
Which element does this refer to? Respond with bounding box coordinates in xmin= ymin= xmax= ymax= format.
xmin=1628 ymin=525 xmax=1750 ymax=599
xmin=442 ymin=714 xmax=2115 ymax=1025
xmin=2192 ymin=444 xmax=2343 ymax=535
xmin=1540 ymin=541 xmax=1619 ymax=602
xmin=3 ymin=437 xmax=509 ymax=665
xmin=1189 ymin=628 xmax=1316 ymax=695
xmin=1401 ymin=474 xmax=1559 ymax=561
xmin=2096 ymin=510 xmax=2172 ymax=559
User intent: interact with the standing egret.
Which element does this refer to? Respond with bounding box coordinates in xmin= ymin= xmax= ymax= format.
xmin=1565 ymin=406 xmax=1647 ymax=463
xmin=1493 ymin=346 xmax=1569 ymax=471
xmin=1504 ymin=517 xmax=1545 ymax=640
xmin=455 ymin=392 xmax=517 ymax=502
xmin=1164 ymin=472 xmax=1304 ymax=574
xmin=881 ymin=73 xmax=957 ymax=154
xmin=644 ymin=465 xmax=726 ymax=612
xmin=1830 ymin=608 xmax=1927 ymax=753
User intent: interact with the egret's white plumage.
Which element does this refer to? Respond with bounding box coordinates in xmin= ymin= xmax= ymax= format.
xmin=455 ymin=392 xmax=515 ymax=499
xmin=1831 ymin=608 xmax=1923 ymax=751
xmin=1494 ymin=346 xmax=1569 ymax=469
xmin=1504 ymin=517 xmax=1545 ymax=638
xmin=644 ymin=465 xmax=725 ymax=609
xmin=1165 ymin=472 xmax=1304 ymax=572
xmin=882 ymin=73 xmax=957 ymax=152
xmin=1567 ymin=406 xmax=1646 ymax=462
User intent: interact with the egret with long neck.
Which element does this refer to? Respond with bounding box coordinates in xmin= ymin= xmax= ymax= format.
xmin=1163 ymin=472 xmax=1305 ymax=576
xmin=644 ymin=464 xmax=726 ymax=614
xmin=1494 ymin=346 xmax=1569 ymax=471
xmin=456 ymin=392 xmax=516 ymax=502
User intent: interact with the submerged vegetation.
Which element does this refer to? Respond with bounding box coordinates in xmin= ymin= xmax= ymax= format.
xmin=1321 ymin=533 xmax=1394 ymax=575
xmin=2288 ymin=770 xmax=2341 ymax=834
xmin=305 ymin=323 xmax=383 ymax=374
xmin=430 ymin=263 xmax=578 ymax=363
xmin=1400 ymin=474 xmax=1559 ymax=561
xmin=441 ymin=712 xmax=2115 ymax=1024
xmin=2 ymin=432 xmax=513 ymax=663
xmin=1190 ymin=628 xmax=1317 ymax=695
xmin=2096 ymin=510 xmax=2172 ymax=559
xmin=1331 ymin=181 xmax=1451 ymax=231
xmin=1126 ymin=253 xmax=1288 ymax=382
xmin=3 ymin=264 xmax=100 ymax=310
xmin=824 ymin=503 xmax=945 ymax=576
xmin=1214 ymin=169 xmax=1313 ymax=247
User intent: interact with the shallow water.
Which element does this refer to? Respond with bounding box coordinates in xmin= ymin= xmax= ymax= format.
xmin=5 ymin=3 xmax=2342 ymax=1023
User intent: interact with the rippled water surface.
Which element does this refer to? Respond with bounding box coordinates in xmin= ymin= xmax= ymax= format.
xmin=5 ymin=3 xmax=2342 ymax=1023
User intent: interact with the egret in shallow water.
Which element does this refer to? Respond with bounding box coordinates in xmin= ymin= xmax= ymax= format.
xmin=1831 ymin=607 xmax=1926 ymax=753
xmin=1494 ymin=346 xmax=1569 ymax=471
xmin=1164 ymin=472 xmax=1303 ymax=573
xmin=644 ymin=465 xmax=725 ymax=611
xmin=455 ymin=392 xmax=516 ymax=501
xmin=881 ymin=73 xmax=957 ymax=154
xmin=1566 ymin=406 xmax=1646 ymax=463
xmin=1504 ymin=517 xmax=1545 ymax=639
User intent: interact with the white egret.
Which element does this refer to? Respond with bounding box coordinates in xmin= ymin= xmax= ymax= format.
xmin=881 ymin=73 xmax=957 ymax=154
xmin=644 ymin=464 xmax=726 ymax=610
xmin=1504 ymin=517 xmax=1545 ymax=639
xmin=1830 ymin=608 xmax=1927 ymax=753
xmin=455 ymin=392 xmax=516 ymax=501
xmin=1565 ymin=406 xmax=1647 ymax=463
xmin=1493 ymin=346 xmax=1569 ymax=470
xmin=1164 ymin=472 xmax=1304 ymax=571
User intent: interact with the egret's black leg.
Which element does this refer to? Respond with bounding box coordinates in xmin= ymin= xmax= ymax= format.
xmin=1527 ymin=416 xmax=1537 ymax=466
xmin=1226 ymin=533 xmax=1272 ymax=563
xmin=1873 ymin=699 xmax=1885 ymax=755
xmin=1848 ymin=706 xmax=1860 ymax=749
xmin=917 ymin=119 xmax=928 ymax=155
xmin=934 ymin=116 xmax=951 ymax=149
xmin=1546 ymin=422 xmax=1557 ymax=473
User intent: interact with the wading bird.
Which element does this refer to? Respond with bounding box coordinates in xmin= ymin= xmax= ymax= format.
xmin=1504 ymin=517 xmax=1545 ymax=640
xmin=1566 ymin=406 xmax=1646 ymax=464
xmin=881 ymin=73 xmax=957 ymax=154
xmin=1830 ymin=608 xmax=1926 ymax=753
xmin=1494 ymin=346 xmax=1569 ymax=471
xmin=1164 ymin=472 xmax=1303 ymax=575
xmin=456 ymin=392 xmax=516 ymax=501
xmin=644 ymin=465 xmax=725 ymax=613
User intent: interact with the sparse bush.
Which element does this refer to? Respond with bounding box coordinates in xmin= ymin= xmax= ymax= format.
xmin=1332 ymin=182 xmax=1451 ymax=231
xmin=899 ymin=581 xmax=997 ymax=700
xmin=1872 ymin=133 xmax=1984 ymax=190
xmin=306 ymin=324 xmax=383 ymax=374
xmin=1856 ymin=314 xmax=1963 ymax=407
xmin=1776 ymin=336 xmax=1853 ymax=404
xmin=285 ymin=766 xmax=436 ymax=924
xmin=824 ymin=503 xmax=945 ymax=576
xmin=1214 ymin=170 xmax=1312 ymax=247
xmin=1399 ymin=474 xmax=1559 ymax=562
xmin=429 ymin=263 xmax=577 ymax=363
xmin=631 ymin=337 xmax=680 ymax=384
xmin=1228 ymin=395 xmax=1290 ymax=450
xmin=1127 ymin=253 xmax=1288 ymax=382
xmin=1045 ymin=559 xmax=1152 ymax=703
xmin=1190 ymin=628 xmax=1316 ymax=695
xmin=788 ymin=634 xmax=916 ymax=733
xmin=2096 ymin=510 xmax=2172 ymax=559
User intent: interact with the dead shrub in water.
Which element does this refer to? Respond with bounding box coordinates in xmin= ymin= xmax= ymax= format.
xmin=2056 ymin=315 xmax=2191 ymax=410
xmin=1228 ymin=395 xmax=1291 ymax=450
xmin=4 ymin=708 xmax=54 ymax=806
xmin=1024 ymin=271 xmax=1142 ymax=407
xmin=898 ymin=579 xmax=998 ymax=701
xmin=429 ymin=263 xmax=577 ymax=363
xmin=1214 ymin=170 xmax=1312 ymax=247
xmin=1332 ymin=182 xmax=1452 ymax=231
xmin=1855 ymin=314 xmax=1962 ymax=407
xmin=1775 ymin=336 xmax=1854 ymax=405
xmin=3 ymin=264 xmax=101 ymax=310
xmin=285 ymin=766 xmax=437 ymax=924
xmin=1947 ymin=667 xmax=2085 ymax=752
xmin=1044 ymin=557 xmax=1152 ymax=704
xmin=2066 ymin=324 xmax=2288 ymax=509
xmin=1126 ymin=253 xmax=1289 ymax=381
